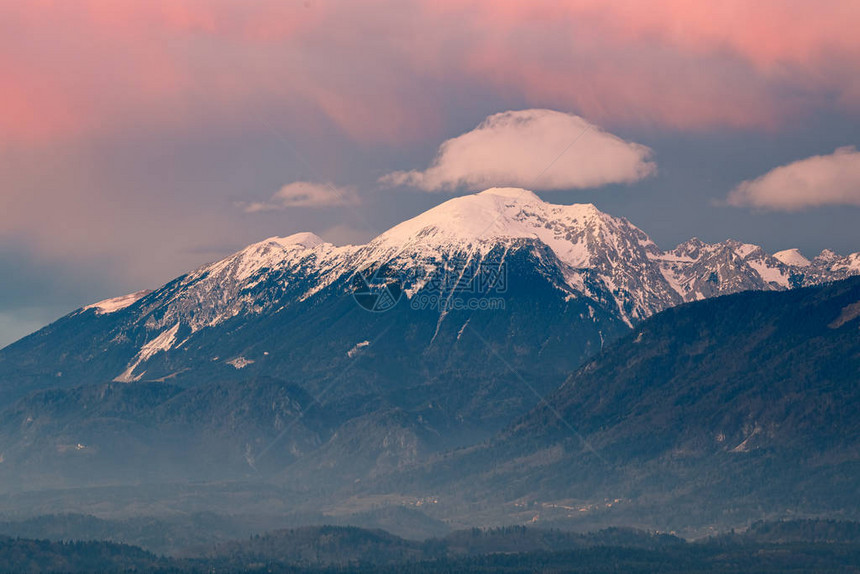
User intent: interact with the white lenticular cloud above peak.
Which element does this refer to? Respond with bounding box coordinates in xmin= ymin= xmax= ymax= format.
xmin=728 ymin=146 xmax=860 ymax=210
xmin=244 ymin=181 xmax=360 ymax=212
xmin=380 ymin=109 xmax=657 ymax=192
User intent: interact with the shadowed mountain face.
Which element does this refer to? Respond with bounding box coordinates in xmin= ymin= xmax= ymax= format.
xmin=395 ymin=276 xmax=860 ymax=531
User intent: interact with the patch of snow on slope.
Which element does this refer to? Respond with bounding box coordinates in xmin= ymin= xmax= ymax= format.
xmin=830 ymin=252 xmax=860 ymax=273
xmin=733 ymin=243 xmax=760 ymax=258
xmin=773 ymin=248 xmax=811 ymax=267
xmin=114 ymin=322 xmax=180 ymax=383
xmin=198 ymin=233 xmax=329 ymax=283
xmin=347 ymin=340 xmax=370 ymax=358
xmin=747 ymin=260 xmax=790 ymax=288
xmin=145 ymin=235 xmax=356 ymax=333
xmin=85 ymin=290 xmax=151 ymax=314
xmin=659 ymin=267 xmax=686 ymax=297
xmin=227 ymin=356 xmax=255 ymax=369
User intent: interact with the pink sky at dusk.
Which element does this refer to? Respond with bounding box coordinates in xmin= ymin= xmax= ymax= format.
xmin=1 ymin=0 xmax=859 ymax=347
xmin=1 ymin=0 xmax=859 ymax=145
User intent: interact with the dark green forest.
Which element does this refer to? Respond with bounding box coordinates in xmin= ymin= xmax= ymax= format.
xmin=2 ymin=520 xmax=860 ymax=573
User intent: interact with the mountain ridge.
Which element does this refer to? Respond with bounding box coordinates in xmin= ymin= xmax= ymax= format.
xmin=78 ymin=187 xmax=859 ymax=330
xmin=0 ymin=188 xmax=857 ymax=495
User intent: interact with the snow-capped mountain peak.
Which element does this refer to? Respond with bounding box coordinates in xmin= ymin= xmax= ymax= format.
xmin=366 ymin=187 xmax=636 ymax=270
xmin=664 ymin=237 xmax=707 ymax=261
xmin=128 ymin=232 xmax=353 ymax=338
xmin=773 ymin=248 xmax=811 ymax=267
xmin=476 ymin=186 xmax=543 ymax=201
xmin=194 ymin=233 xmax=339 ymax=283
xmin=272 ymin=232 xmax=327 ymax=249
xmin=79 ymin=187 xmax=858 ymax=345
xmin=726 ymin=240 xmax=763 ymax=259
xmin=84 ymin=290 xmax=153 ymax=315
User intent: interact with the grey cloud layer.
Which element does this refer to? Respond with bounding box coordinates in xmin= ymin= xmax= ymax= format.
xmin=244 ymin=182 xmax=360 ymax=211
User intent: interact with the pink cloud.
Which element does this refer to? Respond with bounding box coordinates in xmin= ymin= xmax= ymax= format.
xmin=728 ymin=146 xmax=860 ymax=210
xmin=0 ymin=0 xmax=858 ymax=146
xmin=382 ymin=109 xmax=656 ymax=191
xmin=426 ymin=0 xmax=860 ymax=129
xmin=244 ymin=181 xmax=359 ymax=211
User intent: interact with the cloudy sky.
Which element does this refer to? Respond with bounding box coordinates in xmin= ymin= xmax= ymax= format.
xmin=1 ymin=0 xmax=860 ymax=347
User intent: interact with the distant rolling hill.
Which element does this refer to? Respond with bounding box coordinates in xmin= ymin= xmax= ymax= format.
xmin=389 ymin=276 xmax=860 ymax=532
